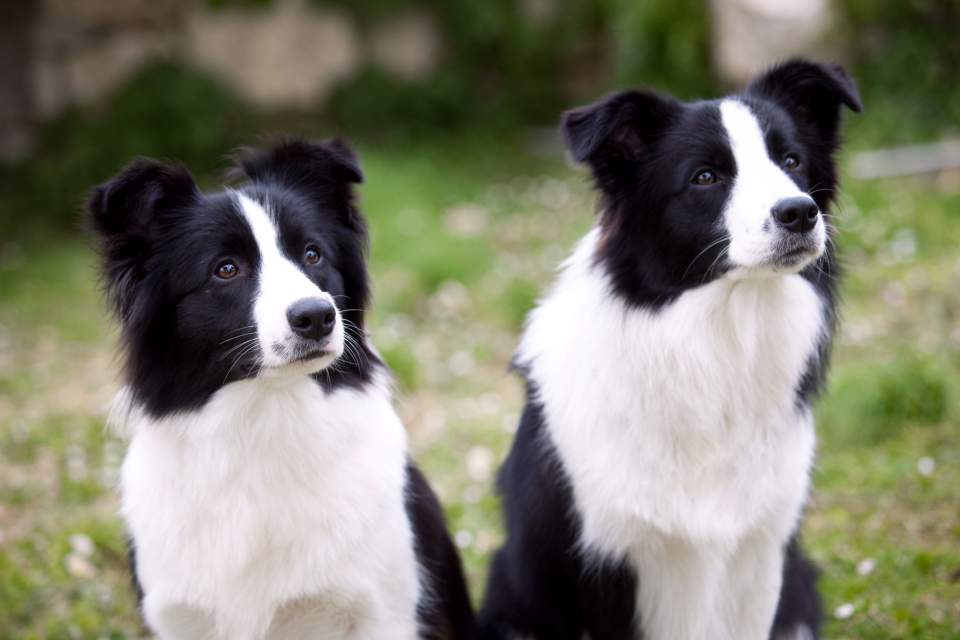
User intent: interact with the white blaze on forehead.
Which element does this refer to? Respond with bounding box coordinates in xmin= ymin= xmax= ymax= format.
xmin=236 ymin=192 xmax=282 ymax=258
xmin=719 ymin=99 xmax=818 ymax=269
xmin=235 ymin=192 xmax=340 ymax=368
xmin=720 ymin=99 xmax=777 ymax=166
xmin=235 ymin=192 xmax=318 ymax=294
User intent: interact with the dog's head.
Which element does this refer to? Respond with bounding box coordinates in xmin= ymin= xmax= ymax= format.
xmin=562 ymin=59 xmax=861 ymax=305
xmin=89 ymin=139 xmax=372 ymax=416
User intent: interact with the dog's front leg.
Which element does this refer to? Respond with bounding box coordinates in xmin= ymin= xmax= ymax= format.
xmin=721 ymin=530 xmax=786 ymax=640
xmin=635 ymin=540 xmax=731 ymax=640
xmin=142 ymin=591 xmax=220 ymax=640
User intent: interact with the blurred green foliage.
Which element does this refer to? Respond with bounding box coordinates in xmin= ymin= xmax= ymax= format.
xmin=836 ymin=0 xmax=960 ymax=146
xmin=326 ymin=0 xmax=610 ymax=133
xmin=0 ymin=61 xmax=254 ymax=238
xmin=820 ymin=354 xmax=956 ymax=446
xmin=609 ymin=0 xmax=716 ymax=99
xmin=211 ymin=0 xmax=716 ymax=133
xmin=326 ymin=67 xmax=472 ymax=136
xmin=2 ymin=1 xmax=959 ymax=236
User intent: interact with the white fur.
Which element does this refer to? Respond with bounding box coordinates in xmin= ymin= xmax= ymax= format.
xmin=236 ymin=193 xmax=345 ymax=371
xmin=720 ymin=99 xmax=825 ymax=271
xmin=115 ymin=197 xmax=422 ymax=639
xmin=116 ymin=371 xmax=421 ymax=640
xmin=518 ymin=224 xmax=823 ymax=638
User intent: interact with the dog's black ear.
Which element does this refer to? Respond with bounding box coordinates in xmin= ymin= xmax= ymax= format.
xmin=321 ymin=138 xmax=364 ymax=185
xmin=233 ymin=138 xmax=363 ymax=187
xmin=88 ymin=159 xmax=198 ymax=239
xmin=232 ymin=138 xmax=364 ymax=229
xmin=747 ymin=59 xmax=862 ymax=142
xmin=88 ymin=159 xmax=198 ymax=318
xmin=562 ymin=89 xmax=680 ymax=165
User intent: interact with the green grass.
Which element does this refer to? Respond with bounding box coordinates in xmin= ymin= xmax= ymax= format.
xmin=1 ymin=138 xmax=958 ymax=638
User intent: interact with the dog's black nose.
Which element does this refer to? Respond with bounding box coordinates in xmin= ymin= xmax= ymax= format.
xmin=287 ymin=298 xmax=336 ymax=341
xmin=772 ymin=197 xmax=819 ymax=234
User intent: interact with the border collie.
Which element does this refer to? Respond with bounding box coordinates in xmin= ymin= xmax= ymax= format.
xmin=480 ymin=60 xmax=861 ymax=640
xmin=89 ymin=139 xmax=475 ymax=639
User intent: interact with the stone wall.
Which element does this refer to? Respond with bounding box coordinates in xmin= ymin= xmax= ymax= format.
xmin=1 ymin=2 xmax=40 ymax=160
xmin=4 ymin=0 xmax=442 ymax=159
xmin=3 ymin=0 xmax=835 ymax=159
xmin=710 ymin=0 xmax=836 ymax=86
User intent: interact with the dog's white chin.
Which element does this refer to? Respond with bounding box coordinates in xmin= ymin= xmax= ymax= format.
xmin=727 ymin=244 xmax=825 ymax=278
xmin=259 ymin=350 xmax=343 ymax=379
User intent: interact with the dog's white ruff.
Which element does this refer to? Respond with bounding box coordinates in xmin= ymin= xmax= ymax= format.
xmin=519 ymin=230 xmax=821 ymax=640
xmin=115 ymin=370 xmax=421 ymax=640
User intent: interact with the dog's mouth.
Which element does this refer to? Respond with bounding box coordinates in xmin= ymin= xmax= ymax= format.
xmin=770 ymin=236 xmax=823 ymax=268
xmin=780 ymin=245 xmax=813 ymax=260
xmin=266 ymin=340 xmax=340 ymax=371
xmin=291 ymin=347 xmax=333 ymax=364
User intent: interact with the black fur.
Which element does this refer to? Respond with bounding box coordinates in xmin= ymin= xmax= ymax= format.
xmin=406 ymin=464 xmax=478 ymax=639
xmin=480 ymin=387 xmax=638 ymax=640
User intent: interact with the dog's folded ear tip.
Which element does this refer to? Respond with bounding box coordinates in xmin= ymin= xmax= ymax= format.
xmin=323 ymin=139 xmax=364 ymax=185
xmin=747 ymin=58 xmax=863 ymax=126
xmin=560 ymin=89 xmax=676 ymax=168
xmin=231 ymin=137 xmax=363 ymax=186
xmin=87 ymin=158 xmax=197 ymax=236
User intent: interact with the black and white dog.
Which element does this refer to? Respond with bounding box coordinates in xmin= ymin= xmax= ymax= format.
xmin=481 ymin=60 xmax=861 ymax=639
xmin=89 ymin=140 xmax=475 ymax=639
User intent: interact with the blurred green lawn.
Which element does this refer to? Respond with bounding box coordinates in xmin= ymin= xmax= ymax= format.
xmin=1 ymin=137 xmax=958 ymax=638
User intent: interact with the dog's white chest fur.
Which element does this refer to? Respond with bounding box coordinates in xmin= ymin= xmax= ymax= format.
xmin=116 ymin=374 xmax=421 ymax=640
xmin=518 ymin=230 xmax=824 ymax=639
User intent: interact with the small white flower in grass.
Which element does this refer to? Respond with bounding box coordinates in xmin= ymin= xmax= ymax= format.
xmin=65 ymin=553 xmax=95 ymax=578
xmin=463 ymin=485 xmax=482 ymax=504
xmin=856 ymin=558 xmax=876 ymax=576
xmin=448 ymin=351 xmax=475 ymax=377
xmin=432 ymin=280 xmax=471 ymax=318
xmin=445 ymin=204 xmax=489 ymax=237
xmin=917 ymin=457 xmax=935 ymax=477
xmin=466 ymin=445 xmax=494 ymax=482
xmin=380 ymin=314 xmax=415 ymax=346
xmin=454 ymin=530 xmax=473 ymax=549
xmin=65 ymin=534 xmax=96 ymax=578
xmin=95 ymin=582 xmax=114 ymax=606
xmin=881 ymin=283 xmax=907 ymax=308
xmin=421 ymin=407 xmax=447 ymax=437
xmin=66 ymin=444 xmax=88 ymax=481
xmin=474 ymin=530 xmax=497 ymax=553
xmin=69 ymin=533 xmax=94 ymax=558
xmin=478 ymin=393 xmax=500 ymax=416
xmin=889 ymin=228 xmax=917 ymax=262
xmin=834 ymin=603 xmax=855 ymax=620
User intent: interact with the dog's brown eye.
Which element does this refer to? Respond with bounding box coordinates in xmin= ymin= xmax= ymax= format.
xmin=215 ymin=260 xmax=239 ymax=280
xmin=783 ymin=154 xmax=800 ymax=171
xmin=304 ymin=245 xmax=322 ymax=266
xmin=693 ymin=169 xmax=718 ymax=186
